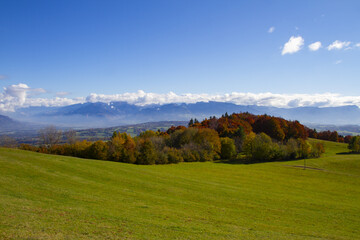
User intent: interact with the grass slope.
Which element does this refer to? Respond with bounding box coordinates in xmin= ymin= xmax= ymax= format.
xmin=0 ymin=140 xmax=360 ymax=239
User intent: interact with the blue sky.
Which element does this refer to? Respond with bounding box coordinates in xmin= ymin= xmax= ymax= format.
xmin=0 ymin=0 xmax=360 ymax=111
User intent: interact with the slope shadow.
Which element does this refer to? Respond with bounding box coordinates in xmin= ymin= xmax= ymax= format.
xmin=215 ymin=158 xmax=292 ymax=165
xmin=336 ymin=152 xmax=360 ymax=155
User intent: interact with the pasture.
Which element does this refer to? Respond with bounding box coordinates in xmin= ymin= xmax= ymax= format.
xmin=0 ymin=140 xmax=359 ymax=239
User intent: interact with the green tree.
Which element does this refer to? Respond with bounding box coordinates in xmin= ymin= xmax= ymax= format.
xmin=244 ymin=133 xmax=276 ymax=162
xmin=310 ymin=142 xmax=325 ymax=158
xmin=220 ymin=137 xmax=236 ymax=159
xmin=136 ymin=139 xmax=156 ymax=165
xmin=297 ymin=138 xmax=312 ymax=159
xmin=188 ymin=118 xmax=194 ymax=127
xmin=166 ymin=147 xmax=183 ymax=163
xmin=88 ymin=141 xmax=109 ymax=160
xmin=348 ymin=136 xmax=360 ymax=152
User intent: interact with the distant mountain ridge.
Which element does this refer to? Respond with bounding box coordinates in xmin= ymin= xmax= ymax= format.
xmin=0 ymin=114 xmax=19 ymax=129
xmin=0 ymin=114 xmax=42 ymax=134
xmin=4 ymin=101 xmax=360 ymax=129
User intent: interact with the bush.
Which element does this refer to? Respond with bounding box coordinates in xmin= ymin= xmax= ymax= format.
xmin=19 ymin=144 xmax=38 ymax=152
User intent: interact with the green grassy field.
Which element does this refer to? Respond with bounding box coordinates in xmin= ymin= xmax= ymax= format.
xmin=1 ymin=140 xmax=360 ymax=239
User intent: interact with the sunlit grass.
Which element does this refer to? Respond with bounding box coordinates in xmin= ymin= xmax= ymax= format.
xmin=0 ymin=140 xmax=359 ymax=239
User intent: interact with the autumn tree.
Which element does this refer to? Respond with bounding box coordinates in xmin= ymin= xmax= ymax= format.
xmin=88 ymin=140 xmax=109 ymax=160
xmin=253 ymin=116 xmax=285 ymax=142
xmin=109 ymin=132 xmax=136 ymax=163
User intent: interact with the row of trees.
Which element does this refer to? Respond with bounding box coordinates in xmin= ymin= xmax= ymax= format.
xmin=188 ymin=112 xmax=356 ymax=144
xmin=189 ymin=113 xmax=307 ymax=142
xmin=21 ymin=128 xmax=219 ymax=164
xmin=18 ymin=113 xmax=327 ymax=164
xmin=306 ymin=128 xmax=353 ymax=143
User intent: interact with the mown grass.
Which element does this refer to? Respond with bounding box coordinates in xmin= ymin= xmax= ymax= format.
xmin=0 ymin=140 xmax=359 ymax=239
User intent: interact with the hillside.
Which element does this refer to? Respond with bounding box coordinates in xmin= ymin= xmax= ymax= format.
xmin=1 ymin=140 xmax=360 ymax=239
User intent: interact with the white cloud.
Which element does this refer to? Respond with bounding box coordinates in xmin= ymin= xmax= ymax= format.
xmin=334 ymin=60 xmax=342 ymax=64
xmin=0 ymin=83 xmax=52 ymax=112
xmin=327 ymin=40 xmax=351 ymax=50
xmin=84 ymin=91 xmax=360 ymax=109
xmin=281 ymin=36 xmax=304 ymax=55
xmin=268 ymin=26 xmax=275 ymax=33
xmin=308 ymin=41 xmax=322 ymax=51
xmin=3 ymin=83 xmax=30 ymax=104
xmin=2 ymin=85 xmax=360 ymax=112
xmin=356 ymin=43 xmax=360 ymax=47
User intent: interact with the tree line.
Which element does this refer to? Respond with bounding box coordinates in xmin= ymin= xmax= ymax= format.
xmin=17 ymin=112 xmax=330 ymax=164
xmin=306 ymin=128 xmax=353 ymax=143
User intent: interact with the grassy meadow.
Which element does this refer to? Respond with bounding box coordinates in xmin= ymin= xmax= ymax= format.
xmin=0 ymin=139 xmax=359 ymax=239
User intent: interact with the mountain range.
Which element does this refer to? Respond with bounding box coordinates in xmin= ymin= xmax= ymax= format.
xmin=2 ymin=101 xmax=360 ymax=132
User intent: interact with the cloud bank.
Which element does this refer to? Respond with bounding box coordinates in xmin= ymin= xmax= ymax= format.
xmin=282 ymin=36 xmax=304 ymax=55
xmin=0 ymin=83 xmax=82 ymax=112
xmin=85 ymin=91 xmax=360 ymax=109
xmin=1 ymin=84 xmax=360 ymax=112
